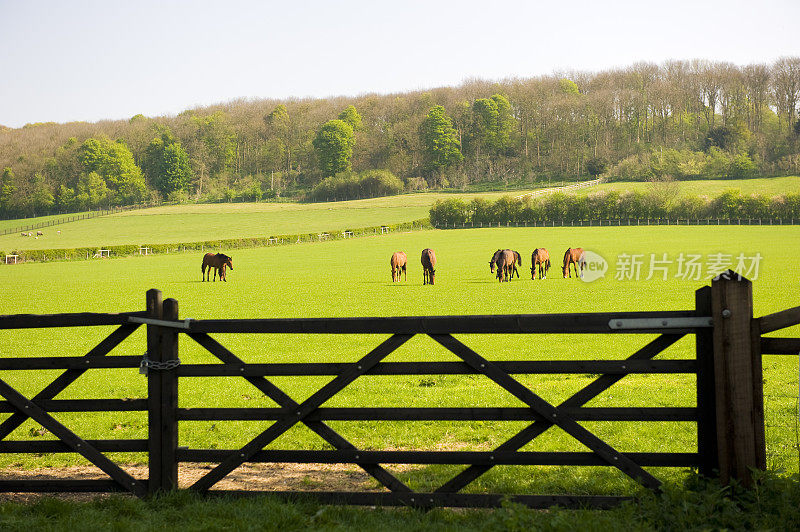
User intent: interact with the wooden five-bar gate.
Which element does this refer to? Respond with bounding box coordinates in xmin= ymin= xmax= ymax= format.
xmin=0 ymin=272 xmax=798 ymax=508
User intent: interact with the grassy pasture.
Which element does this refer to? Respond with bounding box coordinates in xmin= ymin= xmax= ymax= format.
xmin=577 ymin=175 xmax=800 ymax=197
xmin=0 ymin=189 xmax=552 ymax=251
xmin=2 ymin=176 xmax=797 ymax=252
xmin=1 ymin=225 xmax=798 ymax=496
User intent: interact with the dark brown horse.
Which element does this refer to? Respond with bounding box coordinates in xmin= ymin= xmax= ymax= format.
xmin=530 ymin=248 xmax=551 ymax=279
xmin=490 ymin=249 xmax=518 ymax=282
xmin=202 ymin=252 xmax=233 ymax=282
xmin=562 ymin=247 xmax=585 ymax=279
xmin=511 ymin=250 xmax=522 ymax=278
xmin=421 ymin=248 xmax=436 ymax=285
xmin=390 ymin=251 xmax=407 ymax=282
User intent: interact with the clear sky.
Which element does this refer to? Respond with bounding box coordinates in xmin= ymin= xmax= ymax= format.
xmin=1 ymin=0 xmax=799 ymax=128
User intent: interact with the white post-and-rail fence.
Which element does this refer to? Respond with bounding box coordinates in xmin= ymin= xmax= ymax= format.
xmin=0 ymin=274 xmax=797 ymax=508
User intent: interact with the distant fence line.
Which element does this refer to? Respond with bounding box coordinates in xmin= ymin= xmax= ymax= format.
xmin=1 ymin=218 xmax=432 ymax=264
xmin=0 ymin=203 xmax=165 ymax=237
xmin=514 ymin=178 xmax=604 ymax=200
xmin=433 ymin=218 xmax=799 ymax=229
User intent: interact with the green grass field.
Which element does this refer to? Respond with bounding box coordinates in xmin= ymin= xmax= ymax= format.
xmin=0 ymin=190 xmax=553 ymax=252
xmin=579 ymin=175 xmax=800 ymax=197
xmin=3 ymin=176 xmax=798 ymax=253
xmin=1 ymin=224 xmax=798 ymax=497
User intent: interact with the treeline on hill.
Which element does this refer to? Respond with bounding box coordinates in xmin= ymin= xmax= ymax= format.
xmin=429 ymin=187 xmax=800 ymax=226
xmin=1 ymin=58 xmax=800 ymax=219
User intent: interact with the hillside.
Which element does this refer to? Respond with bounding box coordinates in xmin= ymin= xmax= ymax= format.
xmin=1 ymin=58 xmax=799 ymax=222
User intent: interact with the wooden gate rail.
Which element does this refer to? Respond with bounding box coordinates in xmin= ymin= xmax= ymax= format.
xmin=0 ymin=313 xmax=148 ymax=496
xmin=0 ymin=273 xmax=796 ymax=507
xmin=156 ymin=320 xmax=694 ymax=504
xmin=185 ymin=310 xmax=704 ymax=335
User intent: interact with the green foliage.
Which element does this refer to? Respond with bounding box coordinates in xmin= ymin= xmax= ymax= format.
xmin=3 ymin=58 xmax=800 ymax=218
xmin=729 ymin=152 xmax=759 ymax=178
xmin=143 ymin=127 xmax=193 ymax=197
xmin=338 ymin=105 xmax=362 ymax=131
xmin=429 ymin=198 xmax=469 ymax=226
xmin=265 ymin=104 xmax=292 ymax=173
xmin=586 ymin=156 xmax=607 ymax=176
xmin=0 ymin=473 xmax=799 ymax=531
xmin=429 ymin=188 xmax=800 ymax=225
xmin=79 ymin=136 xmax=146 ymax=205
xmin=704 ymin=125 xmax=736 ymax=151
xmin=1 ymin=167 xmax=17 ymax=215
xmin=420 ymin=105 xmax=463 ymax=176
xmin=468 ymin=94 xmax=514 ymax=156
xmin=606 ymin=148 xmax=759 ymax=181
xmin=307 ymin=169 xmax=404 ymax=201
xmin=559 ymin=78 xmax=580 ymax=94
xmin=193 ymin=111 xmax=236 ymax=177
xmin=312 ymin=119 xmax=355 ymax=177
xmin=29 ymin=173 xmax=54 ymax=216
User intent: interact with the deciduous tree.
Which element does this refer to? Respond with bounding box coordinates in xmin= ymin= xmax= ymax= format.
xmin=312 ymin=119 xmax=355 ymax=177
xmin=420 ymin=105 xmax=463 ymax=178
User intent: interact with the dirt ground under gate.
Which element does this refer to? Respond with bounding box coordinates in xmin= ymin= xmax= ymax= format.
xmin=0 ymin=462 xmax=399 ymax=503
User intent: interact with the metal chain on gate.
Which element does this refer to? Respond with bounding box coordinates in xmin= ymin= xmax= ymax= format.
xmin=139 ymin=352 xmax=181 ymax=375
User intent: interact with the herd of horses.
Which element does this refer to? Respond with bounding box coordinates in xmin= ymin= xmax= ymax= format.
xmin=199 ymin=246 xmax=584 ymax=285
xmin=390 ymin=247 xmax=586 ymax=284
xmin=489 ymin=247 xmax=585 ymax=282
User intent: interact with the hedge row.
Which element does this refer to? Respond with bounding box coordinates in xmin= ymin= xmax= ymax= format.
xmin=429 ymin=189 xmax=800 ymax=226
xmin=2 ymin=218 xmax=432 ymax=264
xmin=306 ymin=170 xmax=405 ymax=202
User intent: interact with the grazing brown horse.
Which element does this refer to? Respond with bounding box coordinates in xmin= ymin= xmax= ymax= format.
xmin=390 ymin=251 xmax=407 ymax=282
xmin=202 ymin=252 xmax=234 ymax=282
xmin=489 ymin=249 xmax=521 ymax=277
xmin=511 ymin=250 xmax=522 ymax=278
xmin=530 ymin=248 xmax=551 ymax=279
xmin=490 ymin=249 xmax=518 ymax=282
xmin=562 ymin=247 xmax=585 ymax=279
xmin=421 ymin=248 xmax=436 ymax=285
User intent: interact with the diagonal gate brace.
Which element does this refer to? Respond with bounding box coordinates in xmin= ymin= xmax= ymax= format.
xmin=188 ymin=332 xmax=412 ymax=493
xmin=430 ymin=334 xmax=664 ymax=491
xmin=0 ymin=324 xmax=140 ymax=441
xmin=436 ymin=334 xmax=682 ymax=493
xmin=190 ymin=333 xmax=413 ymax=492
xmin=0 ymin=379 xmax=146 ymax=497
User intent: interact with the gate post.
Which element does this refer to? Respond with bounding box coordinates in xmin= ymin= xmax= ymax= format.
xmin=695 ymin=286 xmax=718 ymax=477
xmin=146 ymin=290 xmax=180 ymax=494
xmin=709 ymin=272 xmax=766 ymax=487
